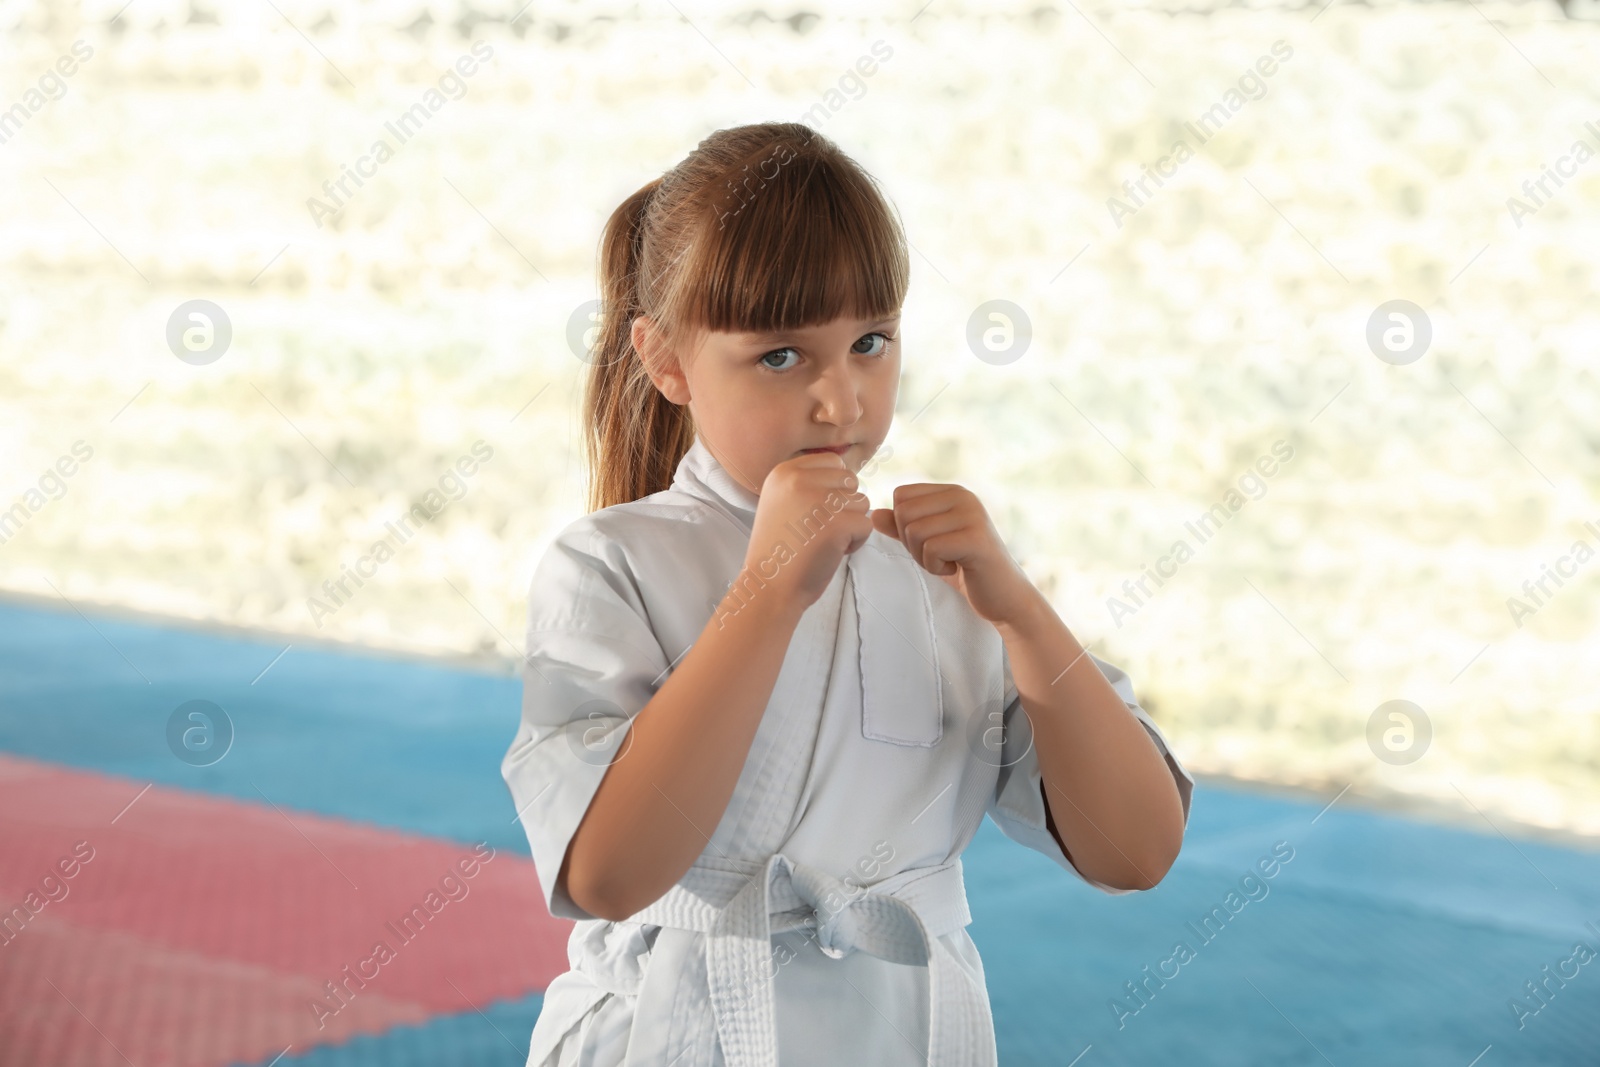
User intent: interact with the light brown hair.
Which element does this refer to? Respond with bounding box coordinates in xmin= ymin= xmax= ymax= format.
xmin=583 ymin=121 xmax=910 ymax=512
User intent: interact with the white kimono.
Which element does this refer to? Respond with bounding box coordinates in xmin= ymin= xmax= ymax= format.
xmin=502 ymin=436 xmax=1194 ymax=1067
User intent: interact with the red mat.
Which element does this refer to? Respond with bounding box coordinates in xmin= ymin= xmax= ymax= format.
xmin=0 ymin=754 xmax=571 ymax=1067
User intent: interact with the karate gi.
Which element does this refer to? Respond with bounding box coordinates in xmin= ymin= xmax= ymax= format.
xmin=502 ymin=436 xmax=1195 ymax=1067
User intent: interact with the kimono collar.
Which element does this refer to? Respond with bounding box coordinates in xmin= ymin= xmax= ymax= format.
xmin=672 ymin=434 xmax=945 ymax=748
xmin=670 ymin=436 xmax=761 ymax=531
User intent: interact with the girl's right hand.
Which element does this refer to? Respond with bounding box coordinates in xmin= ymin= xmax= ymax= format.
xmin=743 ymin=452 xmax=872 ymax=611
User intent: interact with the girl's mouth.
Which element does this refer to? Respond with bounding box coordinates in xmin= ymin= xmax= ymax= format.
xmin=800 ymin=444 xmax=851 ymax=455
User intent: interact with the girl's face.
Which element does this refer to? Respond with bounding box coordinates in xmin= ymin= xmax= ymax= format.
xmin=636 ymin=311 xmax=902 ymax=496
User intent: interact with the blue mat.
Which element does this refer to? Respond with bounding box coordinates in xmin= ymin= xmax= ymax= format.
xmin=3 ymin=592 xmax=1598 ymax=1067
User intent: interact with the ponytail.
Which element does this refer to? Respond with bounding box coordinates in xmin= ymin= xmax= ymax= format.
xmin=583 ymin=178 xmax=695 ymax=513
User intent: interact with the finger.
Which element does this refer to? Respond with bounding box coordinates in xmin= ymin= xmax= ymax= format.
xmin=870 ymin=508 xmax=900 ymax=539
xmin=916 ymin=528 xmax=975 ymax=577
xmin=888 ymin=483 xmax=956 ymax=505
xmin=843 ymin=512 xmax=874 ymax=554
xmin=898 ymin=511 xmax=969 ymax=572
xmin=807 ymin=472 xmax=865 ymax=510
xmin=835 ymin=485 xmax=870 ymax=512
xmin=795 ymin=451 xmax=850 ymax=471
xmin=889 ymin=492 xmax=960 ymax=531
xmin=823 ymin=472 xmax=861 ymax=495
xmin=890 ymin=496 xmax=962 ymax=531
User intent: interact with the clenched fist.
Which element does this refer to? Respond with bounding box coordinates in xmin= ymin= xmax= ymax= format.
xmin=744 ymin=452 xmax=873 ymax=611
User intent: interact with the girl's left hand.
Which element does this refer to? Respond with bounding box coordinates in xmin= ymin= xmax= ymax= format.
xmin=870 ymin=484 xmax=1040 ymax=628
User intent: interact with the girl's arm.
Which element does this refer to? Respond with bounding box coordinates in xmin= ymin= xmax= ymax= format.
xmin=560 ymin=565 xmax=808 ymax=922
xmin=869 ymin=482 xmax=1186 ymax=892
xmin=996 ymin=590 xmax=1186 ymax=891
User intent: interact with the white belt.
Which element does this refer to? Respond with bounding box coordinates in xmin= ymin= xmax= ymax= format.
xmin=620 ymin=852 xmax=995 ymax=1067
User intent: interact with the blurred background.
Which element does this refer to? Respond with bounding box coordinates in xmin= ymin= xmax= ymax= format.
xmin=3 ymin=0 xmax=1599 ymax=1064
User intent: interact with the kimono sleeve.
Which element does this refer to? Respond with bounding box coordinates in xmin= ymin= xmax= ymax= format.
xmin=985 ymin=648 xmax=1194 ymax=895
xmin=500 ymin=520 xmax=669 ymax=922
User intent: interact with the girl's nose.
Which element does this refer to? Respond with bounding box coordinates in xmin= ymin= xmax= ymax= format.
xmin=812 ymin=366 xmax=865 ymax=425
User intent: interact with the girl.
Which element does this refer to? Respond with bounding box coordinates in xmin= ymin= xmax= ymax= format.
xmin=502 ymin=121 xmax=1193 ymax=1067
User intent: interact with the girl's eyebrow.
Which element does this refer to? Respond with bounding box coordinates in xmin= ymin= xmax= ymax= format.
xmin=737 ymin=315 xmax=901 ymax=344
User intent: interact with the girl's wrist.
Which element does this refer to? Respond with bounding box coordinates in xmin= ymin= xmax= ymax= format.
xmin=992 ymin=584 xmax=1056 ymax=643
xmin=710 ymin=566 xmax=808 ymax=634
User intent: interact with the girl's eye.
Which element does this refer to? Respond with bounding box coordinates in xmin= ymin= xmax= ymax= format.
xmin=757 ymin=332 xmax=896 ymax=372
xmin=759 ymin=347 xmax=800 ymax=371
xmin=852 ymin=331 xmax=895 ymax=357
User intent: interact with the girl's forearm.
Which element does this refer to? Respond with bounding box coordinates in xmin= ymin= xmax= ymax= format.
xmin=994 ymin=589 xmax=1185 ymax=891
xmin=561 ymin=569 xmax=807 ymax=921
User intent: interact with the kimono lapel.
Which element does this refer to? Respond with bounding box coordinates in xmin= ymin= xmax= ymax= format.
xmin=848 ymin=538 xmax=944 ymax=745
